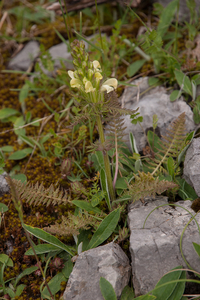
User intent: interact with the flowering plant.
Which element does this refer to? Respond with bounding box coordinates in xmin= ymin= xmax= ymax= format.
xmin=68 ymin=40 xmax=119 ymax=208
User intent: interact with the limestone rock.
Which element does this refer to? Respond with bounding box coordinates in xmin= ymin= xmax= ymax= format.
xmin=0 ymin=172 xmax=10 ymax=196
xmin=63 ymin=242 xmax=131 ymax=300
xmin=39 ymin=42 xmax=73 ymax=76
xmin=152 ymin=0 xmax=200 ymax=21
xmin=8 ymin=41 xmax=40 ymax=71
xmin=119 ymin=77 xmax=195 ymax=152
xmin=128 ymin=197 xmax=200 ymax=296
xmin=183 ymin=137 xmax=200 ymax=196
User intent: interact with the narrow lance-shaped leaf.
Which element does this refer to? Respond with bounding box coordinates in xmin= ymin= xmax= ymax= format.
xmin=23 ymin=224 xmax=75 ymax=256
xmin=87 ymin=208 xmax=120 ymax=250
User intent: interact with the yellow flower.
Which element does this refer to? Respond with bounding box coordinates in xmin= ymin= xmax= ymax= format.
xmin=85 ymin=81 xmax=96 ymax=93
xmin=68 ymin=70 xmax=82 ymax=89
xmin=93 ymin=60 xmax=101 ymax=71
xmin=101 ymin=78 xmax=118 ymax=93
xmin=95 ymin=72 xmax=103 ymax=81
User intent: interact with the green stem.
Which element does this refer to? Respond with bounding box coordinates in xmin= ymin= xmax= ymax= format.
xmin=96 ymin=115 xmax=115 ymax=206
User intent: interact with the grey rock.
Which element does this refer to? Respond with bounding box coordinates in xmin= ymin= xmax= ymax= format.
xmin=119 ymin=77 xmax=195 ymax=152
xmin=128 ymin=197 xmax=200 ymax=296
xmin=63 ymin=242 xmax=131 ymax=300
xmin=0 ymin=172 xmax=10 ymax=196
xmin=152 ymin=0 xmax=200 ymax=21
xmin=39 ymin=42 xmax=73 ymax=76
xmin=8 ymin=41 xmax=40 ymax=71
xmin=183 ymin=137 xmax=200 ymax=196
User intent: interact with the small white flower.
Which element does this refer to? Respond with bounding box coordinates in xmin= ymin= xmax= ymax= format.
xmin=101 ymin=78 xmax=118 ymax=93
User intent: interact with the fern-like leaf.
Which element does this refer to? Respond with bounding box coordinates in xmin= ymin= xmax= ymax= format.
xmin=127 ymin=171 xmax=178 ymax=203
xmin=145 ymin=113 xmax=187 ymax=176
xmin=142 ymin=29 xmax=163 ymax=55
xmin=104 ymin=91 xmax=139 ymax=116
xmin=11 ymin=179 xmax=70 ymax=206
xmin=44 ymin=212 xmax=102 ymax=236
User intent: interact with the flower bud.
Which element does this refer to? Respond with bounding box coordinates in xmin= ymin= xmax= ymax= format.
xmin=82 ymin=61 xmax=87 ymax=68
xmin=50 ymin=257 xmax=64 ymax=270
xmin=88 ymin=69 xmax=94 ymax=79
xmin=71 ymin=181 xmax=86 ymax=195
xmin=77 ymin=68 xmax=84 ymax=76
xmin=61 ymin=159 xmax=72 ymax=178
xmin=73 ymin=59 xmax=79 ymax=67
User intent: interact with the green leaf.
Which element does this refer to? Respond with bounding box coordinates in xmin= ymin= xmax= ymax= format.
xmin=14 ymin=266 xmax=38 ymax=287
xmin=99 ymin=277 xmax=117 ymax=300
xmin=15 ymin=284 xmax=26 ymax=296
xmin=0 ymin=203 xmax=8 ymax=213
xmin=170 ymin=90 xmax=182 ymax=102
xmin=31 ymin=117 xmax=40 ymax=127
xmin=14 ymin=116 xmax=26 ymax=136
xmin=120 ymin=285 xmax=135 ymax=300
xmin=127 ymin=59 xmax=146 ymax=77
xmin=19 ymin=83 xmax=29 ymax=104
xmin=174 ymin=69 xmax=192 ymax=96
xmin=0 ymin=108 xmax=19 ymax=120
xmin=25 ymin=244 xmax=61 ymax=255
xmin=9 ymin=148 xmax=33 ymax=160
xmin=6 ymin=287 xmax=15 ymax=298
xmin=72 ymin=200 xmax=102 ymax=214
xmin=148 ymin=77 xmax=160 ymax=86
xmin=87 ymin=208 xmax=120 ymax=250
xmin=115 ymin=177 xmax=128 ymax=190
xmin=167 ymin=157 xmax=175 ymax=178
xmin=23 ymin=224 xmax=75 ymax=256
xmin=91 ymin=191 xmax=105 ymax=207
xmin=157 ymin=0 xmax=179 ymax=37
xmin=0 ymin=254 xmax=13 ymax=267
xmin=167 ymin=270 xmax=186 ymax=300
xmin=134 ymin=295 xmax=156 ymax=300
xmin=176 ymin=177 xmax=197 ymax=200
xmin=147 ymin=131 xmax=162 ymax=152
xmin=100 ymin=168 xmax=111 ymax=210
xmin=1 ymin=146 xmax=14 ymax=152
xmin=193 ymin=242 xmax=200 ymax=258
xmin=152 ymin=266 xmax=186 ymax=300
xmin=10 ymin=173 xmax=27 ymax=183
xmin=41 ymin=272 xmax=67 ymax=299
xmin=193 ymin=106 xmax=200 ymax=124
xmin=92 ymin=151 xmax=105 ymax=170
xmin=62 ymin=259 xmax=73 ymax=279
xmin=19 ymin=135 xmax=47 ymax=157
xmin=177 ymin=132 xmax=195 ymax=166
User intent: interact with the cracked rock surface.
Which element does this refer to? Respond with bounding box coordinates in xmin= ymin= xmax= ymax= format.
xmin=119 ymin=77 xmax=195 ymax=152
xmin=0 ymin=172 xmax=10 ymax=196
xmin=128 ymin=197 xmax=200 ymax=296
xmin=63 ymin=242 xmax=131 ymax=300
xmin=183 ymin=137 xmax=200 ymax=196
